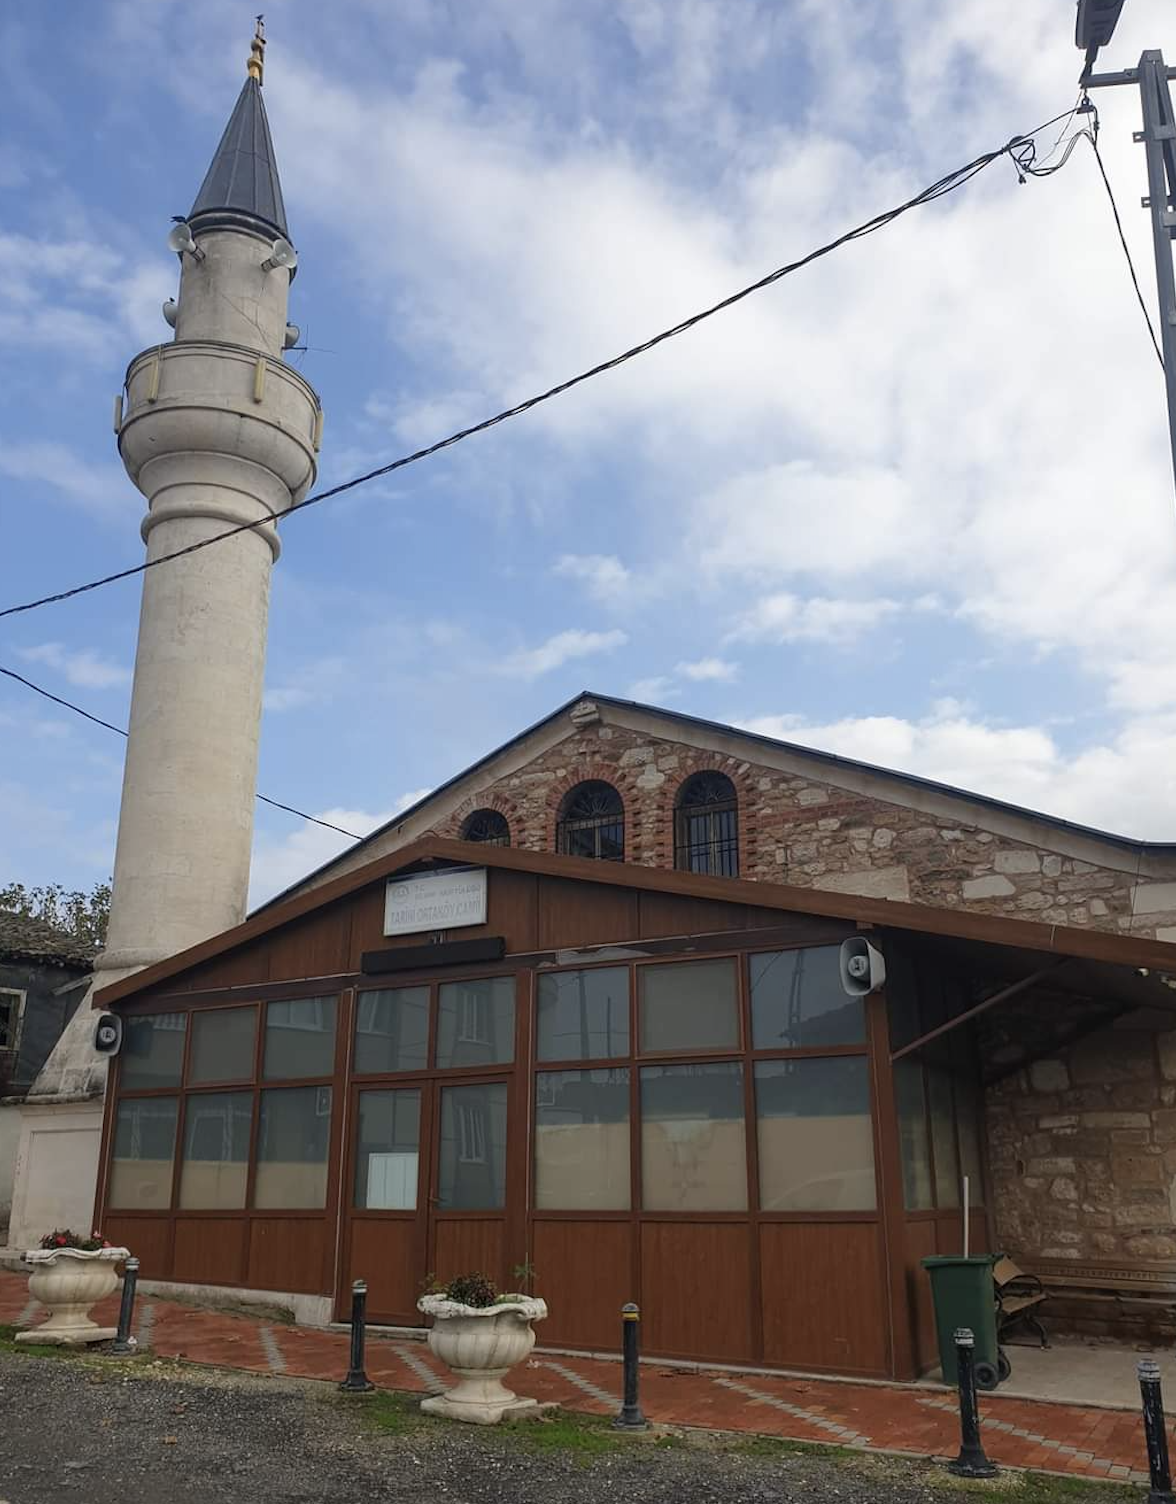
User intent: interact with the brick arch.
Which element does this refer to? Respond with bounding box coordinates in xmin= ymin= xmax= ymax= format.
xmin=546 ymin=765 xmax=641 ymax=860
xmin=441 ymin=790 xmax=524 ymax=847
xmin=652 ymin=756 xmax=758 ymax=876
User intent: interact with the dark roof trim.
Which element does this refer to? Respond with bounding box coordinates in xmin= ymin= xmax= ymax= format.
xmin=256 ymin=690 xmax=1176 ymax=913
xmin=188 ymin=76 xmax=289 ymax=242
xmin=96 ymin=834 xmax=1176 ymax=1009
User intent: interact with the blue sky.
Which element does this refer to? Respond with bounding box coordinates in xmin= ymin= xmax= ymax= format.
xmin=4 ymin=0 xmax=1176 ymax=905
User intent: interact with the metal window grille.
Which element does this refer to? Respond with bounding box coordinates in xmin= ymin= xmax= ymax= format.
xmin=674 ymin=773 xmax=738 ymax=876
xmin=557 ymin=781 xmax=624 ymax=861
xmin=461 ymin=809 xmax=511 ymax=846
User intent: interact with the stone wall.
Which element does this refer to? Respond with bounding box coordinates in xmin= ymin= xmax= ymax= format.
xmin=986 ymin=1022 xmax=1176 ymax=1338
xmin=432 ymin=717 xmax=1169 ymax=939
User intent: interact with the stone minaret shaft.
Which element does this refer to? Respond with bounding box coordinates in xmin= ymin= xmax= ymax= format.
xmin=100 ymin=37 xmax=320 ymax=985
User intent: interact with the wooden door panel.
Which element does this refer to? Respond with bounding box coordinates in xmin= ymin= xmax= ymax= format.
xmin=102 ymin=1217 xmax=171 ymax=1279
xmin=759 ymin=1222 xmax=888 ymax=1374
xmin=433 ymin=1220 xmax=506 ymax=1288
xmin=172 ymin=1218 xmax=246 ymax=1285
xmin=349 ymin=1219 xmax=419 ymax=1323
xmin=534 ymin=1220 xmax=632 ymax=1350
xmin=905 ymin=1217 xmax=940 ymax=1371
xmin=640 ymin=1222 xmax=753 ymax=1361
xmin=248 ymin=1218 xmax=328 ymax=1295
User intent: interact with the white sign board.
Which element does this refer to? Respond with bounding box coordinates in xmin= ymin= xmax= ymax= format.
xmin=383 ymin=867 xmax=488 ymax=937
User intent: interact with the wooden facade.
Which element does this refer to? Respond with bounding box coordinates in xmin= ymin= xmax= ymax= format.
xmin=96 ymin=839 xmax=1176 ymax=1379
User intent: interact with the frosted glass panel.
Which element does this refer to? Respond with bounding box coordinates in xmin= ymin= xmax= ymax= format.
xmin=750 ymin=947 xmax=864 ymax=1049
xmin=537 ymin=968 xmax=629 ymax=1061
xmin=254 ymin=1087 xmax=331 ymax=1209
xmin=354 ymin=1089 xmax=421 ymax=1209
xmin=354 ymin=987 xmax=429 ymax=1074
xmin=108 ymin=1098 xmax=178 ymax=1210
xmin=120 ymin=1014 xmax=186 ymax=1089
xmin=437 ymin=1083 xmax=507 ymax=1209
xmin=263 ymin=996 xmax=337 ymax=1079
xmin=755 ymin=1057 xmax=875 ymax=1211
xmin=189 ymin=1006 xmax=256 ymax=1084
xmin=436 ymin=978 xmax=514 ymax=1068
xmin=641 ymin=1062 xmax=746 ymax=1211
xmin=639 ymin=960 xmax=738 ymax=1054
xmin=929 ymin=1068 xmax=960 ymax=1209
xmin=896 ymin=1060 xmax=933 ymax=1210
xmin=535 ymin=1069 xmax=630 ymax=1209
xmin=178 ymin=1091 xmax=251 ymax=1209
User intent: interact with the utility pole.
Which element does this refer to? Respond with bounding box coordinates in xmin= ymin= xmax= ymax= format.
xmin=1078 ymin=4 xmax=1176 ymax=494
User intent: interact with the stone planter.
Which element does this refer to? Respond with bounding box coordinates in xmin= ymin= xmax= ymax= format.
xmin=417 ymin=1293 xmax=548 ymax=1424
xmin=19 ymin=1246 xmax=130 ymax=1346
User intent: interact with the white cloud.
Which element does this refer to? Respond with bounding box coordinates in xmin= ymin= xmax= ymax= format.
xmin=17 ymin=641 xmax=130 ymax=690
xmin=0 ymin=443 xmax=137 ymax=526
xmin=628 ymin=675 xmax=679 ymax=702
xmin=676 ymin=655 xmax=739 ymax=681
xmin=248 ymin=791 xmax=431 ymax=908
xmin=498 ymin=627 xmax=628 ymax=679
xmin=728 ymin=593 xmax=903 ymax=645
xmin=739 ymin=702 xmax=1176 ymax=840
xmin=552 ymin=553 xmax=632 ymax=602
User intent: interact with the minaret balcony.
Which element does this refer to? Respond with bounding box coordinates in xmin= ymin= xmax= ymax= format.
xmin=118 ymin=339 xmax=320 ymax=506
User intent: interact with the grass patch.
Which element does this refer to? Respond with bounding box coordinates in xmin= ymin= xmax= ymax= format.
xmin=733 ymin=1434 xmax=855 ymax=1461
xmin=932 ymin=1467 xmax=1139 ymax=1504
xmin=499 ymin=1408 xmax=633 ymax=1457
xmin=354 ymin=1389 xmax=428 ymax=1438
xmin=0 ymin=1322 xmax=84 ymax=1359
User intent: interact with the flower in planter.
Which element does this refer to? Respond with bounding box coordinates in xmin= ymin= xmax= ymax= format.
xmin=38 ymin=1229 xmax=112 ymax=1253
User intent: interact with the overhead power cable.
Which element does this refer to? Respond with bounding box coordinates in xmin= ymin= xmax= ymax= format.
xmin=0 ymin=664 xmax=363 ymax=841
xmin=0 ymin=104 xmax=1080 ymax=624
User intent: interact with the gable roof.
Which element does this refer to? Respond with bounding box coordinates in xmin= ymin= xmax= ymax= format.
xmin=0 ymin=912 xmax=96 ymax=970
xmin=258 ymin=690 xmax=1176 ymax=913
xmin=96 ymin=833 xmax=1176 ymax=1009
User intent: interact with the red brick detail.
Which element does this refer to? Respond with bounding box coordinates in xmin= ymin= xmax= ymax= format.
xmin=650 ymin=756 xmax=758 ymax=877
xmin=544 ymin=764 xmax=643 ymax=862
xmin=440 ymin=790 xmax=524 ymax=847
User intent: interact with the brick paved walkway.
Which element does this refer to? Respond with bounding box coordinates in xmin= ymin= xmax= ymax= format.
xmin=0 ymin=1270 xmax=1155 ymax=1482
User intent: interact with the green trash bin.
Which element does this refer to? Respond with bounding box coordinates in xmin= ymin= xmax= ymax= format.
xmin=921 ymin=1254 xmax=1005 ymax=1389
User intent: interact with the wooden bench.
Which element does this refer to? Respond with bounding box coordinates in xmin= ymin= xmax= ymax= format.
xmin=1017 ymin=1259 xmax=1176 ymax=1342
xmin=995 ymin=1255 xmax=1049 ymax=1348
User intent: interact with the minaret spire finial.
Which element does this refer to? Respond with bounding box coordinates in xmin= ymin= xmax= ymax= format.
xmin=247 ymin=15 xmax=266 ymax=84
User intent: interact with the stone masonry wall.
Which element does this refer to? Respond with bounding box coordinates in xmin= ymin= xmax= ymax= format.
xmin=985 ymin=1021 xmax=1176 ymax=1338
xmin=431 ymin=717 xmax=1173 ymax=939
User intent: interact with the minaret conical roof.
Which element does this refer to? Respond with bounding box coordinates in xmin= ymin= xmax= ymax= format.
xmin=188 ymin=75 xmax=289 ymax=242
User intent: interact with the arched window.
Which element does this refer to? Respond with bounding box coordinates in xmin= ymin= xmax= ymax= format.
xmin=675 ymin=772 xmax=738 ymax=876
xmin=460 ymin=809 xmax=511 ymax=847
xmin=557 ymin=781 xmax=624 ymax=862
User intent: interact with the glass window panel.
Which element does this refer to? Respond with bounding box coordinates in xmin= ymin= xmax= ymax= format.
xmin=437 ymin=1082 xmax=507 ymax=1209
xmin=639 ymin=959 xmax=739 ymax=1054
xmin=189 ymin=1006 xmax=257 ymax=1084
xmin=354 ymin=1089 xmax=421 ymax=1209
xmin=436 ymin=978 xmax=514 ymax=1069
xmin=537 ymin=968 xmax=629 ymax=1061
xmin=929 ymin=1068 xmax=960 ymax=1208
xmin=178 ymin=1090 xmax=252 ymax=1209
xmin=895 ymin=1060 xmax=933 ymax=1210
xmin=750 ymin=947 xmax=864 ymax=1050
xmin=120 ymin=1013 xmax=187 ymax=1089
xmin=755 ymin=1057 xmax=876 ymax=1211
xmin=354 ymin=987 xmax=429 ymax=1075
xmin=955 ymin=1077 xmax=985 ymax=1206
xmin=640 ymin=1062 xmax=746 ymax=1211
xmin=254 ymin=1087 xmax=331 ymax=1209
xmin=108 ymin=1097 xmax=178 ymax=1209
xmin=535 ymin=1069 xmax=630 ymax=1210
xmin=263 ymin=996 xmax=337 ymax=1079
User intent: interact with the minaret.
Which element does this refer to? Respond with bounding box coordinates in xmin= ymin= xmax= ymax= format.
xmin=6 ymin=26 xmax=321 ymax=1246
xmin=102 ymin=19 xmax=320 ymax=982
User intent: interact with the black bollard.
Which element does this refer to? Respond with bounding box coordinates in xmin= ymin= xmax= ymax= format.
xmin=613 ymin=1302 xmax=649 ymax=1430
xmin=108 ymin=1256 xmax=140 ymax=1357
xmin=339 ymin=1279 xmax=375 ymax=1394
xmin=1139 ymin=1360 xmax=1175 ymax=1504
xmin=947 ymin=1327 xmax=998 ymax=1478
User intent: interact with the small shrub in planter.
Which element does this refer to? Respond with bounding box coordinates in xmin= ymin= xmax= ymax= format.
xmin=19 ymin=1229 xmax=130 ymax=1347
xmin=417 ymin=1270 xmax=549 ymax=1425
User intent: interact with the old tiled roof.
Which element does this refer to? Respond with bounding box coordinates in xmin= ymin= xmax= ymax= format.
xmin=0 ymin=911 xmax=96 ymax=969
